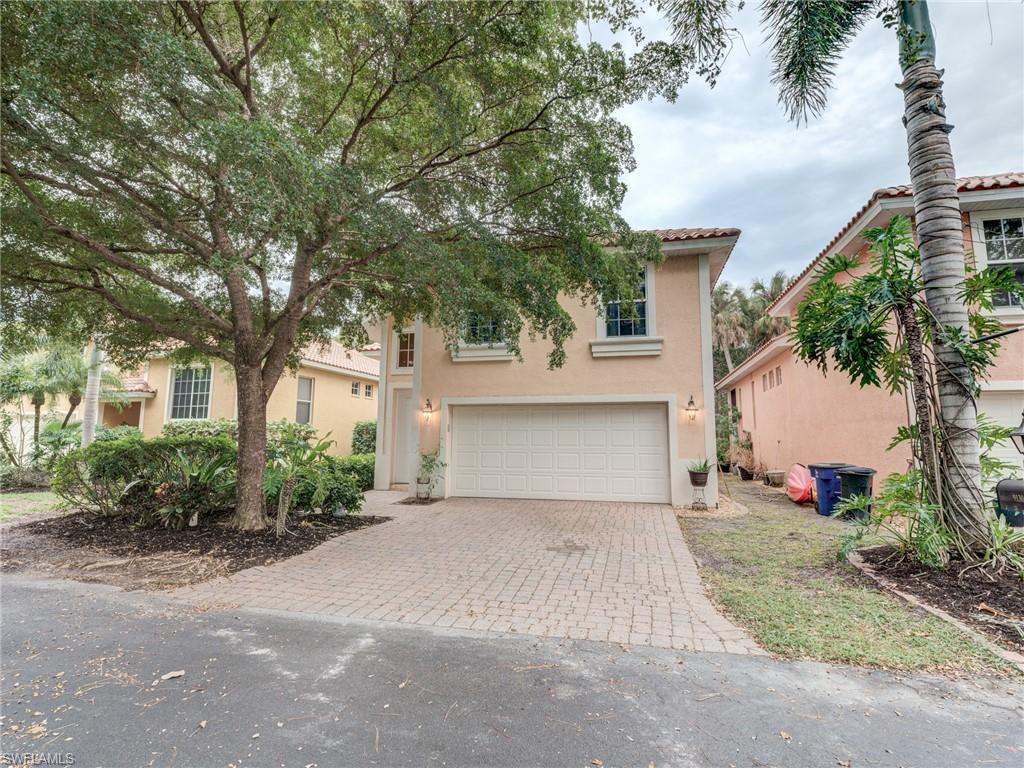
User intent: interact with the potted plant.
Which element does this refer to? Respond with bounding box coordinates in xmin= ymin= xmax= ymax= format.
xmin=716 ymin=436 xmax=731 ymax=474
xmin=687 ymin=458 xmax=711 ymax=488
xmin=730 ymin=433 xmax=755 ymax=480
xmin=415 ymin=450 xmax=447 ymax=501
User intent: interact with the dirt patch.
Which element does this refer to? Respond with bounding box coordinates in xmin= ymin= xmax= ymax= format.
xmin=1 ymin=511 xmax=389 ymax=591
xmin=861 ymin=546 xmax=1024 ymax=653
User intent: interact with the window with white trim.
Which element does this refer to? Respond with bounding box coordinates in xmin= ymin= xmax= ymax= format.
xmin=296 ymin=376 xmax=314 ymax=424
xmin=364 ymin=383 xmax=373 ymax=399
xmin=981 ymin=215 xmax=1024 ymax=307
xmin=397 ymin=332 xmax=415 ymax=369
xmin=464 ymin=314 xmax=503 ymax=345
xmin=169 ymin=365 xmax=212 ymax=420
xmin=351 ymin=381 xmax=360 ymax=396
xmin=604 ymin=269 xmax=648 ymax=337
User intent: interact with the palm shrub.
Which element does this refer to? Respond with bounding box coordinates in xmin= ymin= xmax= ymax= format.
xmin=351 ymin=420 xmax=376 ymax=455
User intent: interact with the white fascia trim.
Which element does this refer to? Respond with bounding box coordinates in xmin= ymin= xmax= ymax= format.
xmin=449 ymin=343 xmax=515 ymax=362
xmin=980 ymin=380 xmax=1024 ymax=392
xmin=589 ymin=336 xmax=665 ymax=357
xmin=299 ymin=358 xmax=379 ymax=382
xmin=961 ymin=188 xmax=1024 ymax=209
xmin=715 ymin=336 xmax=790 ymax=391
xmin=437 ymin=393 xmax=683 ymax=504
xmin=660 ymin=236 xmax=737 ymax=254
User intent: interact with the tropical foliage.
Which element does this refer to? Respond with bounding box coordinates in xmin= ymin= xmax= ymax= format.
xmin=711 ymin=271 xmax=790 ymax=377
xmin=795 ymin=215 xmax=1022 ymax=563
xmin=662 ymin=0 xmax=989 ymax=545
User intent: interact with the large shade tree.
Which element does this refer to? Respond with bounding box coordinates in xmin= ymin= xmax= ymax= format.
xmin=1 ymin=1 xmax=692 ymax=528
xmin=664 ymin=0 xmax=989 ymax=545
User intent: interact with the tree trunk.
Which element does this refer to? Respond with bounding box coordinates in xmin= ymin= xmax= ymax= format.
xmin=723 ymin=345 xmax=734 ymax=372
xmin=31 ymin=393 xmax=44 ymax=448
xmin=899 ymin=49 xmax=990 ymax=549
xmin=61 ymin=390 xmax=81 ymax=428
xmin=234 ymin=362 xmax=269 ymax=531
xmin=895 ymin=301 xmax=938 ymax=502
xmin=80 ymin=344 xmax=103 ymax=447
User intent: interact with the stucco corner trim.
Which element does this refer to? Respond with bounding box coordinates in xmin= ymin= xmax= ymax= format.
xmin=589 ymin=336 xmax=664 ymax=357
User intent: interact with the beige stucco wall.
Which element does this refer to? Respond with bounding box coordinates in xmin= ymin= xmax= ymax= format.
xmin=140 ymin=358 xmax=377 ymax=455
xmin=376 ymin=252 xmax=717 ymax=504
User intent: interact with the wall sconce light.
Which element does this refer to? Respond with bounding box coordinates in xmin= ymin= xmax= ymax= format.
xmin=422 ymin=398 xmax=434 ymax=422
xmin=1011 ymin=409 xmax=1024 ymax=455
xmin=685 ymin=395 xmax=698 ymax=423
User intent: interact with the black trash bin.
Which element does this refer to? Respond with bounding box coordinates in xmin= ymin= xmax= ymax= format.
xmin=836 ymin=466 xmax=877 ymax=519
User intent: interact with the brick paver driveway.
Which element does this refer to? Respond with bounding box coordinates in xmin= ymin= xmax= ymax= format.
xmin=176 ymin=493 xmax=760 ymax=654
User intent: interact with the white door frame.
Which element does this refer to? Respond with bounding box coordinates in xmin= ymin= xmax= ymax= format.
xmin=388 ymin=384 xmax=414 ymax=485
xmin=437 ymin=394 xmax=688 ymax=504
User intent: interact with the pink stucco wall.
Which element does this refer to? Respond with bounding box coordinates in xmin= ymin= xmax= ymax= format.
xmin=727 ymin=211 xmax=1023 ymax=478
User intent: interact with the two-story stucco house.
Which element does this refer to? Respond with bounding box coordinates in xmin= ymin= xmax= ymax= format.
xmin=371 ymin=228 xmax=741 ymax=506
xmin=717 ymin=172 xmax=1024 ymax=480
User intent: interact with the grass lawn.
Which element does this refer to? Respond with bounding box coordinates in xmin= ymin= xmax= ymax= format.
xmin=681 ymin=476 xmax=1014 ymax=676
xmin=0 ymin=490 xmax=60 ymax=522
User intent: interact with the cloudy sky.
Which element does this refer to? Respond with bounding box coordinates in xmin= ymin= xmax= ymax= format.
xmin=601 ymin=1 xmax=1024 ymax=287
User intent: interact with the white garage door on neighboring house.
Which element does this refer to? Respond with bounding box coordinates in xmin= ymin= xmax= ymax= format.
xmin=980 ymin=391 xmax=1024 ymax=481
xmin=449 ymin=403 xmax=671 ymax=503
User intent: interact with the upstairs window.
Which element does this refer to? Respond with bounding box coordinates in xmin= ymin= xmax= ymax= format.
xmin=605 ymin=270 xmax=648 ymax=337
xmin=982 ymin=216 xmax=1024 ymax=307
xmin=775 ymin=366 xmax=782 ymax=386
xmin=364 ymin=383 xmax=373 ymax=399
xmin=351 ymin=381 xmax=360 ymax=396
xmin=397 ymin=332 xmax=415 ymax=369
xmin=170 ymin=365 xmax=212 ymax=420
xmin=465 ymin=314 xmax=503 ymax=345
xmin=296 ymin=376 xmax=314 ymax=424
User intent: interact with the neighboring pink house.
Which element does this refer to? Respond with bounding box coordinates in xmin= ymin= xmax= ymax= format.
xmin=372 ymin=228 xmax=741 ymax=506
xmin=717 ymin=173 xmax=1024 ymax=480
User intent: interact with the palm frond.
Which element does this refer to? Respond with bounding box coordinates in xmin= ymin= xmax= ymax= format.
xmin=762 ymin=0 xmax=878 ymax=123
xmin=662 ymin=0 xmax=737 ymax=85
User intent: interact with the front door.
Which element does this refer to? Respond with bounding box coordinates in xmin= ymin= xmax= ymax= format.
xmin=392 ymin=388 xmax=413 ymax=484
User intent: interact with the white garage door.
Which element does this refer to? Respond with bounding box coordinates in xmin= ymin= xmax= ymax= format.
xmin=980 ymin=391 xmax=1024 ymax=482
xmin=450 ymin=403 xmax=670 ymax=502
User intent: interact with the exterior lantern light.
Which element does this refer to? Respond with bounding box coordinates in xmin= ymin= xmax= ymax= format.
xmin=422 ymin=398 xmax=434 ymax=422
xmin=685 ymin=395 xmax=698 ymax=423
xmin=1011 ymin=410 xmax=1024 ymax=456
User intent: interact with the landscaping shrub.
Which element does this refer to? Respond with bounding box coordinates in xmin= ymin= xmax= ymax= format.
xmin=335 ymin=453 xmax=375 ymax=491
xmin=0 ymin=464 xmax=50 ymax=489
xmin=52 ymin=435 xmax=237 ymax=520
xmin=95 ymin=425 xmax=143 ymax=442
xmin=162 ymin=418 xmax=316 ymax=457
xmin=351 ymin=420 xmax=376 ymax=455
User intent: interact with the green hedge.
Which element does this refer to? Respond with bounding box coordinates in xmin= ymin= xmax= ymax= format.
xmin=335 ymin=453 xmax=375 ymax=491
xmin=162 ymin=418 xmax=315 ymax=446
xmin=351 ymin=420 xmax=376 ymax=454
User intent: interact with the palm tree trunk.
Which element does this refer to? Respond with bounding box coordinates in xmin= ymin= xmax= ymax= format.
xmin=723 ymin=345 xmax=734 ymax=372
xmin=31 ymin=394 xmax=43 ymax=451
xmin=80 ymin=344 xmax=103 ymax=447
xmin=898 ymin=1 xmax=990 ymax=550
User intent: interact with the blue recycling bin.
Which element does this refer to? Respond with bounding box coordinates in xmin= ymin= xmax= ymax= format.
xmin=808 ymin=463 xmax=853 ymax=516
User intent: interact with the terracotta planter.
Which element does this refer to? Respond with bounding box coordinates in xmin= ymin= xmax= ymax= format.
xmin=688 ymin=470 xmax=709 ymax=488
xmin=737 ymin=466 xmax=755 ymax=481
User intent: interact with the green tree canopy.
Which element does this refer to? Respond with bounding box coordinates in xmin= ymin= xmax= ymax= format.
xmin=1 ymin=0 xmax=693 ymax=526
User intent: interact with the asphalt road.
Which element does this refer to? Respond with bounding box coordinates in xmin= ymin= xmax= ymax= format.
xmin=1 ymin=575 xmax=1021 ymax=768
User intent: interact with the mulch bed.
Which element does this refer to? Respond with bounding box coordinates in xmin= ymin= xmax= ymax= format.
xmin=1 ymin=511 xmax=389 ymax=591
xmin=862 ymin=545 xmax=1024 ymax=653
